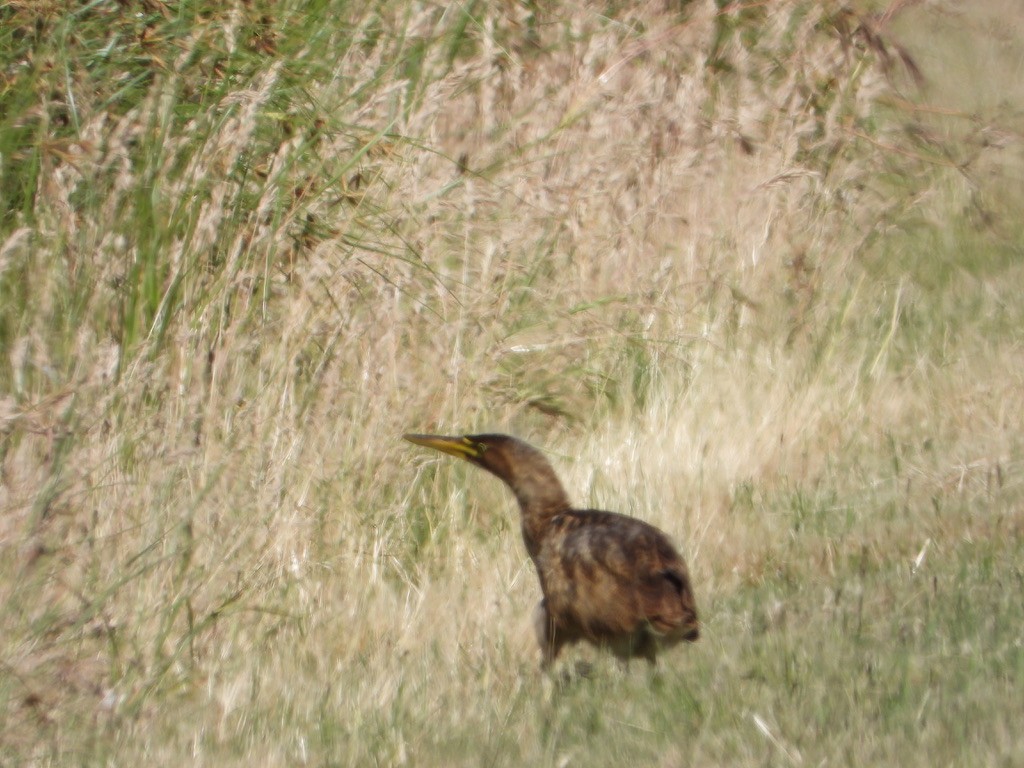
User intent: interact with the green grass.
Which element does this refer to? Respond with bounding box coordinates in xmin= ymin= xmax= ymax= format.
xmin=2 ymin=0 xmax=1023 ymax=765
xmin=67 ymin=535 xmax=1018 ymax=767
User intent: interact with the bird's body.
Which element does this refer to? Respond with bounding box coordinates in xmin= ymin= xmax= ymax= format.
xmin=404 ymin=433 xmax=699 ymax=666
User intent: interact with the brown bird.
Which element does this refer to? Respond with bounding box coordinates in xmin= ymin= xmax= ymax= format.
xmin=404 ymin=433 xmax=699 ymax=667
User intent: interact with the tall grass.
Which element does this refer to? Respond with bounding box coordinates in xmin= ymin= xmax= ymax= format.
xmin=1 ymin=0 xmax=1022 ymax=765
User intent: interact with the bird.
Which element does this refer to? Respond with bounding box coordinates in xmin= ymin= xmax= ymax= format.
xmin=403 ymin=433 xmax=699 ymax=667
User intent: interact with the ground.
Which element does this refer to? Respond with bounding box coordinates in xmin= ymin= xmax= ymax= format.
xmin=0 ymin=1 xmax=1022 ymax=765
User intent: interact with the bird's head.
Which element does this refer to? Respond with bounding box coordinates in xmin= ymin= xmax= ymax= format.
xmin=403 ymin=433 xmax=571 ymax=515
xmin=403 ymin=433 xmax=512 ymax=476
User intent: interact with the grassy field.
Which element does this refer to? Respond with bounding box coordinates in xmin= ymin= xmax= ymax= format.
xmin=1 ymin=0 xmax=1022 ymax=765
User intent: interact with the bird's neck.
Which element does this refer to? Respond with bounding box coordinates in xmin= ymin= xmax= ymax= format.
xmin=477 ymin=438 xmax=572 ymax=558
xmin=507 ymin=473 xmax=571 ymax=558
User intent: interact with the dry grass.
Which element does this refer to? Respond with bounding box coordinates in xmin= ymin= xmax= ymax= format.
xmin=1 ymin=0 xmax=1022 ymax=764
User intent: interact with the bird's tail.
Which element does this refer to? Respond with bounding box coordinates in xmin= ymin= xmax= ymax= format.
xmin=644 ymin=567 xmax=700 ymax=641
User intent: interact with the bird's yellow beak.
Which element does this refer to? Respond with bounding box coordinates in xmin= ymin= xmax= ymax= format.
xmin=403 ymin=433 xmax=483 ymax=460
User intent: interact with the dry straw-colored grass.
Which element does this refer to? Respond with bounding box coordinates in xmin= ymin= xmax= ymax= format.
xmin=1 ymin=0 xmax=1022 ymax=764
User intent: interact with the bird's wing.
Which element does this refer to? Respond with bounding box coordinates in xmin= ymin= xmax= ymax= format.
xmin=543 ymin=510 xmax=693 ymax=636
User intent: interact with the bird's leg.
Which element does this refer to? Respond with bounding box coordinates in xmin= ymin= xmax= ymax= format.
xmin=632 ymin=631 xmax=658 ymax=666
xmin=639 ymin=637 xmax=658 ymax=666
xmin=614 ymin=632 xmax=658 ymax=669
xmin=534 ymin=599 xmax=562 ymax=669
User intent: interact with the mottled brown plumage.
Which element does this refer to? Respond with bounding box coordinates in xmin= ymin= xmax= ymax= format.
xmin=404 ymin=433 xmax=699 ymax=667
